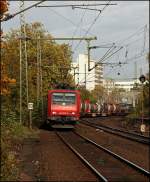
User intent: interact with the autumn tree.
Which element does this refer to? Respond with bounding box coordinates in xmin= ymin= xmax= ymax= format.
xmin=1 ymin=22 xmax=74 ymax=122
xmin=90 ymin=85 xmax=105 ymax=103
xmin=0 ymin=0 xmax=9 ymax=21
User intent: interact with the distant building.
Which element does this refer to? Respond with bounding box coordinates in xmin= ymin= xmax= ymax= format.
xmin=103 ymin=79 xmax=140 ymax=92
xmin=103 ymin=78 xmax=115 ymax=93
xmin=71 ymin=54 xmax=103 ymax=91
xmin=114 ymin=80 xmax=140 ymax=91
xmin=103 ymin=78 xmax=141 ymax=104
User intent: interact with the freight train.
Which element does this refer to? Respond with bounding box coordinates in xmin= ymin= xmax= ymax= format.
xmin=80 ymin=100 xmax=132 ymax=117
xmin=46 ymin=88 xmax=131 ymax=128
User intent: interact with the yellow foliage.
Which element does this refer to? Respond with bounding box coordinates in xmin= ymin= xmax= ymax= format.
xmin=8 ymin=78 xmax=16 ymax=84
xmin=0 ymin=0 xmax=8 ymax=14
xmin=0 ymin=62 xmax=16 ymax=95
xmin=1 ymin=88 xmax=10 ymax=95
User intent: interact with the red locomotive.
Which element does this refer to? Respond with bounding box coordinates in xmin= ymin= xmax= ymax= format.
xmin=47 ymin=89 xmax=81 ymax=128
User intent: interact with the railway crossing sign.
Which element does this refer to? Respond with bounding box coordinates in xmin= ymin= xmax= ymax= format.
xmin=28 ymin=102 xmax=33 ymax=110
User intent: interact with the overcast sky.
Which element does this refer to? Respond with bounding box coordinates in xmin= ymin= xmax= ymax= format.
xmin=2 ymin=1 xmax=149 ymax=80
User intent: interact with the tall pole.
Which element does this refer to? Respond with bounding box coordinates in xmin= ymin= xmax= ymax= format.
xmin=85 ymin=64 xmax=86 ymax=89
xmin=87 ymin=40 xmax=90 ymax=71
xmin=39 ymin=37 xmax=44 ymax=119
xmin=139 ymin=75 xmax=146 ymax=133
xmin=134 ymin=62 xmax=137 ymax=82
xmin=142 ymin=25 xmax=147 ymax=53
xmin=19 ymin=38 xmax=22 ymax=124
xmin=37 ymin=36 xmax=40 ymax=106
xmin=24 ymin=25 xmax=29 ymax=105
xmin=20 ymin=1 xmax=29 ymax=124
xmin=19 ymin=1 xmax=24 ymax=124
xmin=141 ymin=83 xmax=144 ymax=124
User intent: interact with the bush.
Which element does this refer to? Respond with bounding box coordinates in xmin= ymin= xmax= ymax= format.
xmin=1 ymin=110 xmax=39 ymax=181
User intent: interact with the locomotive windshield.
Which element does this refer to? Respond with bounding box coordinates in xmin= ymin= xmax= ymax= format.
xmin=52 ymin=92 xmax=76 ymax=105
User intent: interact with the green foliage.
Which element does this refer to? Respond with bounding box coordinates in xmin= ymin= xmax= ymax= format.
xmin=130 ymin=79 xmax=149 ymax=118
xmin=143 ymin=83 xmax=149 ymax=108
xmin=1 ymin=22 xmax=74 ymax=180
xmin=90 ymin=85 xmax=104 ymax=103
xmin=78 ymin=85 xmax=106 ymax=103
xmin=78 ymin=86 xmax=92 ymax=101
xmin=1 ymin=110 xmax=39 ymax=181
xmin=1 ymin=21 xmax=74 ymax=125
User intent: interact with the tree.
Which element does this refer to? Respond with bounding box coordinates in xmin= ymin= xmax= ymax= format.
xmin=1 ymin=22 xmax=74 ymax=121
xmin=0 ymin=0 xmax=9 ymax=20
xmin=78 ymin=86 xmax=92 ymax=101
xmin=90 ymin=85 xmax=104 ymax=103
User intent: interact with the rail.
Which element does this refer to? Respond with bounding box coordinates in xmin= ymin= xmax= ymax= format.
xmin=73 ymin=130 xmax=150 ymax=177
xmin=56 ymin=131 xmax=107 ymax=181
xmin=80 ymin=119 xmax=150 ymax=145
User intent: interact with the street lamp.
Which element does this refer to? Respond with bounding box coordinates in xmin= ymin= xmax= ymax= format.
xmin=139 ymin=74 xmax=146 ymax=133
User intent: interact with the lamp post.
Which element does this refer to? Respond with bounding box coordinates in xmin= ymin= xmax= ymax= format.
xmin=139 ymin=74 xmax=146 ymax=133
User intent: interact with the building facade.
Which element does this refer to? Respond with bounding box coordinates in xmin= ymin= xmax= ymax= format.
xmin=71 ymin=54 xmax=103 ymax=90
xmin=103 ymin=79 xmax=140 ymax=92
xmin=103 ymin=78 xmax=141 ymax=104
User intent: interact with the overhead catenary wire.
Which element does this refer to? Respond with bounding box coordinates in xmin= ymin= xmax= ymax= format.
xmin=1 ymin=0 xmax=46 ymax=22
xmin=37 ymin=3 xmax=117 ymax=8
xmin=72 ymin=6 xmax=102 ymax=12
xmin=70 ymin=3 xmax=89 ymax=47
xmin=73 ymin=1 xmax=112 ymax=53
xmin=142 ymin=24 xmax=147 ymax=53
xmin=78 ymin=60 xmax=124 ymax=86
xmin=115 ymin=24 xmax=148 ymax=46
xmin=89 ymin=46 xmax=123 ymax=72
xmin=82 ymin=23 xmax=148 ymax=83
xmin=44 ymin=6 xmax=95 ymax=37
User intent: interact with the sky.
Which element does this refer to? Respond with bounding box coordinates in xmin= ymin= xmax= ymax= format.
xmin=2 ymin=1 xmax=149 ymax=81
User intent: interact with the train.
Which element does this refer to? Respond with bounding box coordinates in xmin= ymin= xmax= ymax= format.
xmin=46 ymin=88 xmax=132 ymax=128
xmin=80 ymin=100 xmax=132 ymax=117
xmin=46 ymin=89 xmax=81 ymax=128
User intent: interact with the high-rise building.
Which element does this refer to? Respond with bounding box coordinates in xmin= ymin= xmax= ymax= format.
xmin=71 ymin=54 xmax=103 ymax=90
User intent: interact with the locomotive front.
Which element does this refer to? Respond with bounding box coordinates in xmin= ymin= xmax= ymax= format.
xmin=47 ymin=90 xmax=81 ymax=128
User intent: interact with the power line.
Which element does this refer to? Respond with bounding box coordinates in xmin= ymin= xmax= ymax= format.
xmin=89 ymin=46 xmax=123 ymax=71
xmin=70 ymin=3 xmax=89 ymax=47
xmin=37 ymin=3 xmax=117 ymax=8
xmin=1 ymin=1 xmax=46 ymax=22
xmin=142 ymin=24 xmax=147 ymax=53
xmin=72 ymin=6 xmax=102 ymax=12
xmin=73 ymin=1 xmax=112 ymax=52
xmin=45 ymin=6 xmax=95 ymax=37
xmin=116 ymin=25 xmax=147 ymax=46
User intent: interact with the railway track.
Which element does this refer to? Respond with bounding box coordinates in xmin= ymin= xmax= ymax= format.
xmin=56 ymin=131 xmax=105 ymax=181
xmin=56 ymin=130 xmax=149 ymax=181
xmin=80 ymin=119 xmax=150 ymax=145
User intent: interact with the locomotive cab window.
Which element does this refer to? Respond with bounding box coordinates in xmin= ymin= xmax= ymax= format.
xmin=52 ymin=93 xmax=76 ymax=105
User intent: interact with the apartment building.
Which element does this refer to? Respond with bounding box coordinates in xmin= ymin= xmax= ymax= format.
xmin=71 ymin=54 xmax=103 ymax=90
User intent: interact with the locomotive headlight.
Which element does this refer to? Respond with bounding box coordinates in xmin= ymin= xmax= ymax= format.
xmin=52 ymin=111 xmax=56 ymax=114
xmin=72 ymin=112 xmax=75 ymax=115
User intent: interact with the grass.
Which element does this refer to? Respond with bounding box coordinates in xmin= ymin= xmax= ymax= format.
xmin=1 ymin=117 xmax=39 ymax=181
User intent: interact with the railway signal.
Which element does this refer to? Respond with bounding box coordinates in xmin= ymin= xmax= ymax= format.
xmin=139 ymin=75 xmax=146 ymax=83
xmin=139 ymin=74 xmax=146 ymax=133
